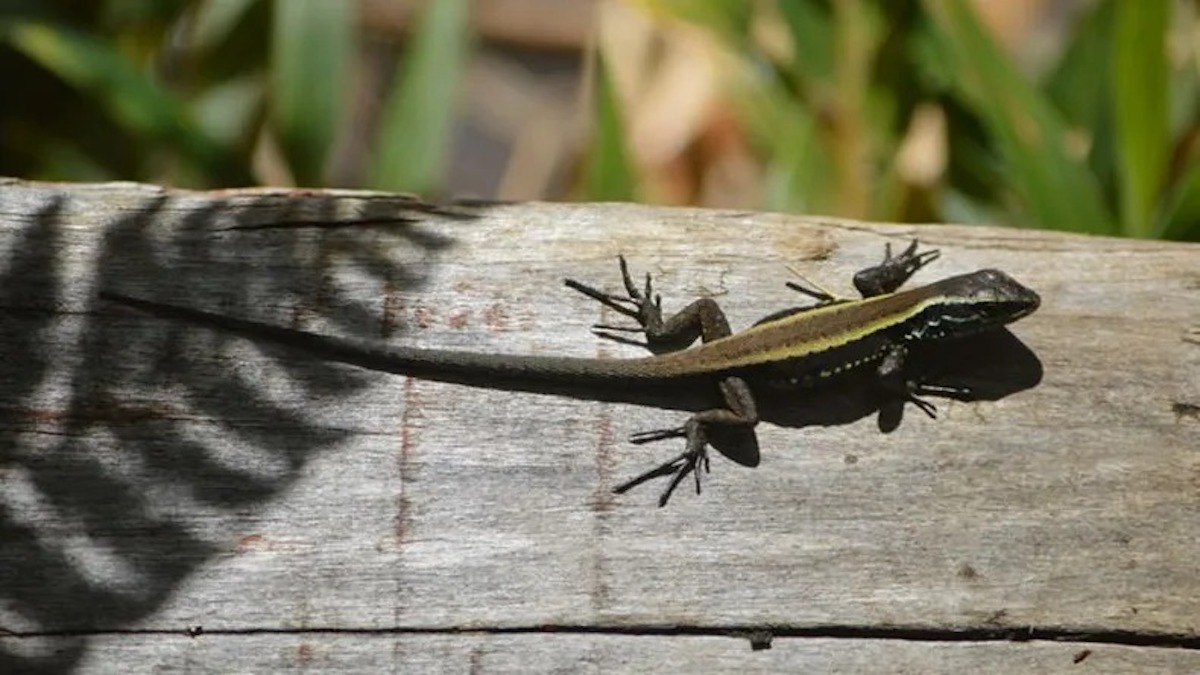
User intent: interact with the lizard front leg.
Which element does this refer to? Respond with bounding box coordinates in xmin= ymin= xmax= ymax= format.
xmin=783 ymin=239 xmax=940 ymax=304
xmin=877 ymin=343 xmax=971 ymax=420
xmin=757 ymin=240 xmax=940 ymax=328
xmin=852 ymin=239 xmax=940 ymax=297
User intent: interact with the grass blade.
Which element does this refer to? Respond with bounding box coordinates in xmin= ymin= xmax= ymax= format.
xmin=369 ymin=0 xmax=471 ymax=194
xmin=1111 ymin=0 xmax=1169 ymax=237
xmin=270 ymin=0 xmax=352 ymax=186
xmin=582 ymin=50 xmax=637 ymax=201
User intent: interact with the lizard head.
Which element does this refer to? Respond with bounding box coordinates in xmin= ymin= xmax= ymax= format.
xmin=908 ymin=269 xmax=1040 ymax=341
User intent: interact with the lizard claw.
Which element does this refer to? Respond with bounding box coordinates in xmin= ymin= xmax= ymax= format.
xmin=589 ymin=330 xmax=649 ymax=348
xmin=612 ymin=446 xmax=710 ymax=507
xmin=906 ymin=393 xmax=938 ymax=419
xmin=629 ymin=426 xmax=686 ymax=444
xmin=564 ymin=278 xmax=641 ymax=319
xmin=565 ymin=256 xmax=666 ymax=342
xmin=885 ymin=239 xmax=941 ymax=275
xmin=906 ymin=381 xmax=973 ymax=417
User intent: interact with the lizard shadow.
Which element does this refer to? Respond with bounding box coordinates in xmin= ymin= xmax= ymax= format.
xmin=754 ymin=327 xmax=1042 ymax=432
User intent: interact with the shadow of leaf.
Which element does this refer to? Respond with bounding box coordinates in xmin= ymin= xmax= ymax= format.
xmin=0 ymin=186 xmax=463 ymax=672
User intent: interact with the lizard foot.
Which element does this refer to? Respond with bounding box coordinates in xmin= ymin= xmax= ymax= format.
xmin=615 ymin=421 xmax=710 ymax=507
xmin=853 ymin=239 xmax=940 ymax=297
xmin=564 ymin=256 xmax=663 ymax=347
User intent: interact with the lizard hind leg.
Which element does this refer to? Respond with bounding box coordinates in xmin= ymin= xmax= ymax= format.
xmin=614 ymin=376 xmax=760 ymax=507
xmin=564 ymin=256 xmax=733 ymax=354
xmin=616 ymin=416 xmax=760 ymax=507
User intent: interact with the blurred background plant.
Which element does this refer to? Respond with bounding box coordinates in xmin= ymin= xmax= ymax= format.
xmin=0 ymin=0 xmax=1196 ymax=239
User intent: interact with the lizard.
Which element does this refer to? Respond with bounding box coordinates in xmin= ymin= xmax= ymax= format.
xmin=100 ymin=241 xmax=1040 ymax=506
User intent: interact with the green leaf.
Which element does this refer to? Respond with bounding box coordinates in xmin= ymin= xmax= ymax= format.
xmin=921 ymin=0 xmax=1115 ymax=234
xmin=1111 ymin=0 xmax=1169 ymax=237
xmin=776 ymin=0 xmax=834 ymax=89
xmin=270 ymin=0 xmax=352 ymax=185
xmin=582 ymin=52 xmax=637 ymax=201
xmin=369 ymin=0 xmax=471 ymax=194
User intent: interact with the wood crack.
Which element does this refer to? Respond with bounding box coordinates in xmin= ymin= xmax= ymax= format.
xmin=4 ymin=624 xmax=1199 ymax=651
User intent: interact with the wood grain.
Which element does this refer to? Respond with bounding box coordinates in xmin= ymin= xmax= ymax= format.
xmin=1 ymin=178 xmax=1198 ymax=673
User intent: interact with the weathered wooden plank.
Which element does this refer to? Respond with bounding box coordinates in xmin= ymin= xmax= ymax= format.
xmin=65 ymin=634 xmax=1200 ymax=674
xmin=1 ymin=178 xmax=1198 ymax=673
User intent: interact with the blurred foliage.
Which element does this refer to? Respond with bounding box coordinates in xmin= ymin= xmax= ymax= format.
xmin=615 ymin=0 xmax=1199 ymax=239
xmin=0 ymin=0 xmax=1196 ymax=240
xmin=0 ymin=0 xmax=470 ymax=191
